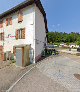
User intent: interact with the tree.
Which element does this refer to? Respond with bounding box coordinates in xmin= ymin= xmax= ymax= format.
xmin=76 ymin=41 xmax=80 ymax=46
xmin=47 ymin=32 xmax=80 ymax=44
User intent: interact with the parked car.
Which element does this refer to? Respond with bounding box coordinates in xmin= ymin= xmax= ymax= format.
xmin=45 ymin=45 xmax=59 ymax=55
xmin=46 ymin=45 xmax=54 ymax=49
xmin=77 ymin=47 xmax=80 ymax=52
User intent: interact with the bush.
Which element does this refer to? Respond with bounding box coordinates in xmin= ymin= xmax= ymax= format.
xmin=12 ymin=60 xmax=16 ymax=63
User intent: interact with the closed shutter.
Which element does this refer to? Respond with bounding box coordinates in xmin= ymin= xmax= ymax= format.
xmin=22 ymin=28 xmax=25 ymax=39
xmin=1 ymin=22 xmax=3 ymax=28
xmin=0 ymin=21 xmax=3 ymax=28
xmin=10 ymin=17 xmax=12 ymax=25
xmin=0 ymin=33 xmax=1 ymax=41
xmin=0 ymin=23 xmax=2 ymax=28
xmin=6 ymin=18 xmax=8 ymax=26
xmin=16 ymin=30 xmax=18 ymax=40
xmin=2 ymin=32 xmax=4 ymax=41
xmin=18 ymin=11 xmax=23 ymax=23
xmin=0 ymin=46 xmax=3 ymax=52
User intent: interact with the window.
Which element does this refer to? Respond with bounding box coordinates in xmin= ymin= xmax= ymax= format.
xmin=0 ymin=32 xmax=4 ymax=41
xmin=0 ymin=20 xmax=3 ymax=28
xmin=6 ymin=17 xmax=12 ymax=26
xmin=18 ymin=10 xmax=23 ymax=23
xmin=16 ymin=28 xmax=25 ymax=40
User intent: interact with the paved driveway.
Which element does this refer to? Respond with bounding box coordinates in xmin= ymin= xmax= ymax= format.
xmin=8 ymin=54 xmax=80 ymax=92
xmin=0 ymin=62 xmax=22 ymax=92
xmin=37 ymin=55 xmax=80 ymax=92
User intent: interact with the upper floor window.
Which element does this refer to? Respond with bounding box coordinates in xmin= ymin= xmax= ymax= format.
xmin=16 ymin=28 xmax=25 ymax=40
xmin=18 ymin=10 xmax=23 ymax=23
xmin=0 ymin=20 xmax=3 ymax=28
xmin=0 ymin=32 xmax=4 ymax=41
xmin=6 ymin=17 xmax=12 ymax=26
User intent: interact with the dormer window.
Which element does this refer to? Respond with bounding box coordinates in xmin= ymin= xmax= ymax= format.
xmin=18 ymin=10 xmax=23 ymax=23
xmin=6 ymin=17 xmax=12 ymax=26
xmin=0 ymin=20 xmax=3 ymax=28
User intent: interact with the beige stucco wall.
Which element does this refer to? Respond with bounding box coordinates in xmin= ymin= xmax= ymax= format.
xmin=35 ymin=5 xmax=46 ymax=59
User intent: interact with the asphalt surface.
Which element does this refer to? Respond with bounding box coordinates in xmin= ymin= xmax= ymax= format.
xmin=0 ymin=60 xmax=36 ymax=92
xmin=8 ymin=54 xmax=80 ymax=92
xmin=10 ymin=66 xmax=69 ymax=92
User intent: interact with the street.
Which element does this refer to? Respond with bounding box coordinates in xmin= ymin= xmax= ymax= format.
xmin=8 ymin=53 xmax=80 ymax=92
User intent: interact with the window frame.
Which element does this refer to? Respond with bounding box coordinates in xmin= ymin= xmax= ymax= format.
xmin=18 ymin=10 xmax=23 ymax=23
xmin=16 ymin=28 xmax=25 ymax=40
xmin=6 ymin=17 xmax=12 ymax=26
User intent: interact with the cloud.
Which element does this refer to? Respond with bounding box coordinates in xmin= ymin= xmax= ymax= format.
xmin=52 ymin=24 xmax=55 ymax=27
xmin=57 ymin=24 xmax=61 ymax=26
xmin=49 ymin=23 xmax=61 ymax=32
xmin=52 ymin=24 xmax=61 ymax=28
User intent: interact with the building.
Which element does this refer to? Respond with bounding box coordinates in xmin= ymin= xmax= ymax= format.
xmin=59 ymin=43 xmax=68 ymax=48
xmin=0 ymin=0 xmax=48 ymax=63
xmin=69 ymin=43 xmax=79 ymax=48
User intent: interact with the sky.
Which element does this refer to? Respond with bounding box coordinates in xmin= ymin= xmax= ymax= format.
xmin=0 ymin=0 xmax=80 ymax=33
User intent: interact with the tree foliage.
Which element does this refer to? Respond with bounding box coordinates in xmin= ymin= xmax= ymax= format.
xmin=47 ymin=32 xmax=80 ymax=44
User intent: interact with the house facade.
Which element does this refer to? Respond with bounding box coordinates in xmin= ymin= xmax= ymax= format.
xmin=0 ymin=0 xmax=48 ymax=63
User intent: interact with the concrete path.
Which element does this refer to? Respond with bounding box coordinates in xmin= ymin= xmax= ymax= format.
xmin=9 ymin=55 xmax=80 ymax=92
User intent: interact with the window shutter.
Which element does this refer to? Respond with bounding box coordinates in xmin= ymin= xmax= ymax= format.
xmin=0 ymin=21 xmax=3 ymax=28
xmin=0 ymin=33 xmax=1 ymax=41
xmin=16 ymin=30 xmax=18 ymax=40
xmin=0 ymin=46 xmax=3 ymax=52
xmin=10 ymin=17 xmax=12 ymax=25
xmin=13 ymin=47 xmax=16 ymax=56
xmin=6 ymin=18 xmax=8 ymax=26
xmin=22 ymin=28 xmax=25 ymax=39
xmin=18 ymin=11 xmax=23 ymax=23
xmin=2 ymin=32 xmax=4 ymax=41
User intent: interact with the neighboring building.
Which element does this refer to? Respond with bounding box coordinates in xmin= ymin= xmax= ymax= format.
xmin=0 ymin=0 xmax=48 ymax=63
xmin=69 ymin=43 xmax=79 ymax=48
xmin=59 ymin=43 xmax=68 ymax=47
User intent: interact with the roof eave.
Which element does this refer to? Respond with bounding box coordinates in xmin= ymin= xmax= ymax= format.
xmin=0 ymin=0 xmax=34 ymax=19
xmin=0 ymin=0 xmax=48 ymax=33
